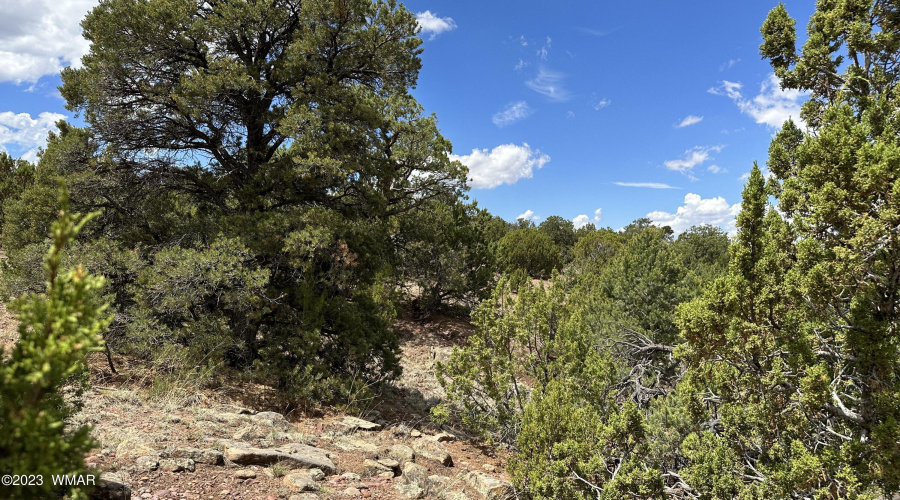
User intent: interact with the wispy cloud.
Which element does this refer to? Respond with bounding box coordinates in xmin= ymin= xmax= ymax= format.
xmin=719 ymin=58 xmax=740 ymax=71
xmin=451 ymin=143 xmax=550 ymax=189
xmin=707 ymin=164 xmax=726 ymax=174
xmin=492 ymin=101 xmax=533 ymax=127
xmin=676 ymin=115 xmax=703 ymax=128
xmin=526 ymin=68 xmax=570 ymax=102
xmin=709 ymin=74 xmax=806 ymax=128
xmin=577 ymin=27 xmax=612 ymax=37
xmin=590 ymin=93 xmax=611 ymax=110
xmin=664 ymin=145 xmax=724 ymax=179
xmin=537 ymin=36 xmax=552 ymax=61
xmin=514 ymin=59 xmax=528 ymax=71
xmin=614 ymin=182 xmax=680 ymax=189
xmin=415 ymin=11 xmax=457 ymax=40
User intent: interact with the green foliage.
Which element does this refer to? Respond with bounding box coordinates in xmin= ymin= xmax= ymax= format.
xmin=395 ymin=200 xmax=501 ymax=313
xmin=0 ymin=0 xmax=470 ymax=406
xmin=0 ymin=153 xmax=34 ymax=232
xmin=0 ymin=205 xmax=110 ymax=500
xmin=495 ymin=228 xmax=561 ymax=279
xmin=538 ymin=215 xmax=576 ymax=262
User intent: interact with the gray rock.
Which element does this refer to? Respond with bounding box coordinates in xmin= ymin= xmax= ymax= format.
xmin=251 ymin=411 xmax=294 ymax=430
xmin=159 ymin=458 xmax=195 ymax=473
xmin=89 ymin=472 xmax=131 ymax=500
xmin=340 ymin=416 xmax=382 ymax=431
xmin=333 ymin=437 xmax=379 ymax=456
xmin=393 ymin=483 xmax=425 ymax=499
xmin=363 ymin=459 xmax=392 ymax=476
xmin=431 ymin=432 xmax=456 ymax=443
xmin=171 ymin=447 xmax=225 ymax=465
xmin=234 ymin=469 xmax=257 ymax=479
xmin=412 ymin=438 xmax=453 ymax=466
xmin=223 ymin=441 xmax=335 ymax=473
xmin=134 ymin=455 xmax=159 ymax=472
xmin=401 ymin=462 xmax=428 ymax=488
xmin=482 ymin=464 xmax=496 ymax=472
xmin=308 ymin=468 xmax=326 ymax=481
xmin=426 ymin=474 xmax=452 ymax=495
xmin=284 ymin=472 xmax=318 ymax=492
xmin=464 ymin=471 xmax=515 ymax=500
xmin=376 ymin=458 xmax=400 ymax=470
xmin=342 ymin=486 xmax=361 ymax=497
xmin=340 ymin=472 xmax=362 ymax=481
xmin=444 ymin=493 xmax=471 ymax=500
xmin=386 ymin=444 xmax=415 ymax=463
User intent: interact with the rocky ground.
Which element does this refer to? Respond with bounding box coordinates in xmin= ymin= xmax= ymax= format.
xmin=0 ymin=300 xmax=513 ymax=500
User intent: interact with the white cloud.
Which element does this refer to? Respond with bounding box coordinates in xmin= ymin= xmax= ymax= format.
xmin=514 ymin=59 xmax=528 ymax=71
xmin=451 ymin=143 xmax=550 ymax=189
xmin=572 ymin=208 xmax=602 ymax=229
xmin=719 ymin=58 xmax=740 ymax=71
xmin=572 ymin=214 xmax=590 ymax=229
xmin=518 ymin=35 xmax=528 ymax=47
xmin=648 ymin=193 xmax=741 ymax=235
xmin=676 ymin=115 xmax=703 ymax=128
xmin=415 ymin=11 xmax=457 ymax=40
xmin=590 ymin=94 xmax=611 ymax=110
xmin=537 ymin=36 xmax=551 ymax=60
xmin=0 ymin=111 xmax=66 ymax=162
xmin=709 ymin=73 xmax=806 ymax=128
xmin=707 ymin=164 xmax=725 ymax=174
xmin=517 ymin=209 xmax=539 ymax=221
xmin=526 ymin=68 xmax=570 ymax=102
xmin=664 ymin=145 xmax=723 ymax=178
xmin=492 ymin=101 xmax=532 ymax=127
xmin=0 ymin=0 xmax=97 ymax=82
xmin=614 ymin=182 xmax=680 ymax=189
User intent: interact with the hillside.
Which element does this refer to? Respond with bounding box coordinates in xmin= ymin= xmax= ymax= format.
xmin=0 ymin=302 xmax=512 ymax=500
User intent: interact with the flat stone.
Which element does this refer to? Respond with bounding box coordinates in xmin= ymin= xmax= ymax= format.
xmin=284 ymin=472 xmax=318 ymax=492
xmin=341 ymin=417 xmax=382 ymax=431
xmin=412 ymin=438 xmax=453 ymax=467
xmin=464 ymin=471 xmax=515 ymax=500
xmin=340 ymin=472 xmax=361 ymax=482
xmin=482 ymin=464 xmax=496 ymax=472
xmin=159 ymin=458 xmax=195 ymax=473
xmin=134 ymin=455 xmax=159 ymax=472
xmin=363 ymin=459 xmax=392 ymax=476
xmin=410 ymin=430 xmax=422 ymax=438
xmin=431 ymin=432 xmax=456 ymax=443
xmin=393 ymin=483 xmax=425 ymax=499
xmin=89 ymin=472 xmax=131 ymax=500
xmin=251 ymin=411 xmax=294 ymax=430
xmin=386 ymin=444 xmax=415 ymax=463
xmin=234 ymin=469 xmax=257 ymax=480
xmin=376 ymin=458 xmax=400 ymax=470
xmin=377 ymin=471 xmax=395 ymax=479
xmin=342 ymin=486 xmax=361 ymax=497
xmin=334 ymin=437 xmax=379 ymax=456
xmin=171 ymin=447 xmax=224 ymax=466
xmin=223 ymin=442 xmax=335 ymax=473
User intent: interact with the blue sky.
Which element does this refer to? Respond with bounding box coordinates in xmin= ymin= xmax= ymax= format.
xmin=0 ymin=1 xmax=815 ymax=233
